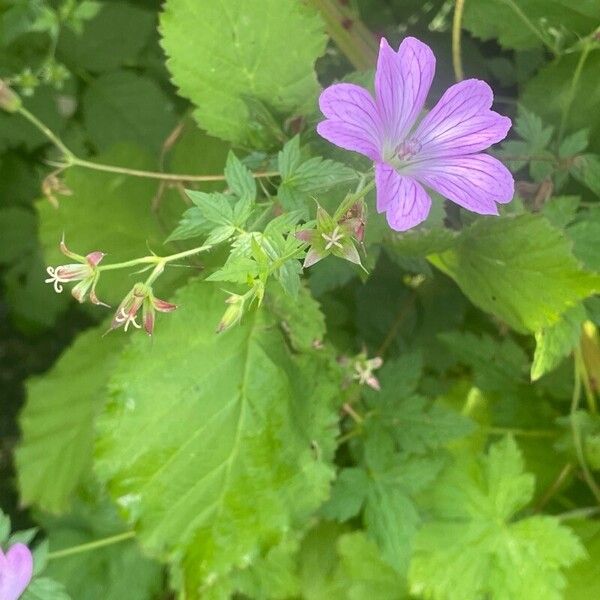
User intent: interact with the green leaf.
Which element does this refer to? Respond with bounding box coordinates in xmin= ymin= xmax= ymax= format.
xmin=38 ymin=145 xmax=184 ymax=306
xmin=15 ymin=322 xmax=125 ymax=512
xmin=409 ymin=437 xmax=585 ymax=600
xmin=335 ymin=532 xmax=407 ymax=600
xmin=21 ymin=577 xmax=71 ymax=600
xmin=541 ymin=196 xmax=580 ymax=229
xmin=41 ymin=492 xmax=162 ymax=600
xmin=205 ymin=255 xmax=259 ymax=283
xmin=564 ymin=520 xmax=600 ymax=599
xmin=94 ymin=280 xmax=338 ymax=596
xmin=522 ymin=50 xmax=600 ymax=154
xmin=364 ymin=356 xmax=473 ymax=455
xmin=463 ymin=0 xmax=600 ymax=50
xmin=429 ymin=214 xmax=600 ymax=333
xmin=559 ymin=129 xmax=589 ymax=158
xmin=571 ymin=154 xmax=600 ymax=197
xmin=532 ymin=304 xmax=586 ymax=381
xmin=57 ymin=1 xmax=155 ymax=72
xmin=568 ymin=208 xmax=600 ymax=272
xmin=160 ymin=0 xmax=326 ymax=146
xmin=224 ymin=151 xmax=256 ymax=203
xmin=277 ymin=137 xmax=357 ymax=212
xmin=266 ymin=283 xmax=326 ymax=352
xmin=83 ymin=71 xmax=177 ymax=154
xmin=439 ymin=331 xmax=529 ymax=392
xmin=386 ymin=227 xmax=458 ymax=258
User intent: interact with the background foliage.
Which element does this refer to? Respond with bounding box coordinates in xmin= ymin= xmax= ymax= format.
xmin=1 ymin=0 xmax=600 ymax=599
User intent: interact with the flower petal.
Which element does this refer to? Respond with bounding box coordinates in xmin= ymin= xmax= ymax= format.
xmin=412 ymin=79 xmax=511 ymax=158
xmin=375 ymin=37 xmax=435 ymax=150
xmin=317 ymin=83 xmax=383 ymax=161
xmin=376 ymin=162 xmax=431 ymax=231
xmin=414 ymin=154 xmax=514 ymax=215
xmin=0 ymin=544 xmax=33 ymax=600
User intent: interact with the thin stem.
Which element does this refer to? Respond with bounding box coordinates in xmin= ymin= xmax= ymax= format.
xmin=18 ymin=106 xmax=74 ymax=160
xmin=98 ymin=244 xmax=212 ymax=273
xmin=484 ymin=426 xmax=558 ymax=438
xmin=336 ymin=428 xmax=362 ymax=445
xmin=576 ymin=344 xmax=597 ymax=414
xmin=570 ymin=356 xmax=600 ymax=504
xmin=558 ymin=41 xmax=592 ymax=143
xmin=18 ymin=106 xmax=278 ymax=183
xmin=71 ymin=157 xmax=279 ymax=183
xmin=534 ymin=463 xmax=574 ymax=512
xmin=342 ymin=403 xmax=364 ymax=425
xmin=334 ymin=178 xmax=375 ymax=221
xmin=47 ymin=531 xmax=135 ymax=561
xmin=556 ymin=506 xmax=600 ymax=521
xmin=307 ymin=0 xmax=378 ymax=71
xmin=503 ymin=0 xmax=558 ymax=55
xmin=452 ymin=0 xmax=466 ymax=81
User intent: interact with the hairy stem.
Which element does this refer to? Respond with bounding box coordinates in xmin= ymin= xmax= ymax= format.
xmin=47 ymin=531 xmax=136 ymax=561
xmin=97 ymin=244 xmax=212 ymax=273
xmin=18 ymin=106 xmax=278 ymax=183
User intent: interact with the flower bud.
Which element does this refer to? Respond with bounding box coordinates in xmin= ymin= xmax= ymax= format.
xmin=217 ymin=293 xmax=246 ymax=333
xmin=0 ymin=80 xmax=21 ymax=113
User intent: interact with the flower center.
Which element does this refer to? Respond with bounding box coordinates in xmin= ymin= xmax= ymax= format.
xmin=395 ymin=138 xmax=421 ymax=161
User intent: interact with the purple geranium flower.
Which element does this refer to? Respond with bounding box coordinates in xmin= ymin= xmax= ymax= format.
xmin=317 ymin=37 xmax=514 ymax=231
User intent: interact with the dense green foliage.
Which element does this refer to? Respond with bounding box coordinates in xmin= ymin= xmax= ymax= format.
xmin=1 ymin=1 xmax=600 ymax=599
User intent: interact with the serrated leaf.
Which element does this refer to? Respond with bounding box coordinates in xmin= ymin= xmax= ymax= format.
xmin=38 ymin=145 xmax=184 ymax=306
xmin=571 ymin=154 xmax=600 ymax=197
xmin=94 ymin=280 xmax=338 ymax=596
xmin=266 ymin=283 xmax=326 ymax=352
xmin=83 ymin=71 xmax=177 ymax=154
xmin=429 ymin=214 xmax=600 ymax=333
xmin=532 ymin=304 xmax=585 ymax=380
xmin=335 ymin=532 xmax=408 ymax=600
xmin=41 ymin=493 xmax=162 ymax=600
xmin=15 ymin=323 xmax=125 ymax=512
xmin=277 ymin=137 xmax=357 ymax=212
xmin=559 ymin=129 xmax=589 ymax=158
xmin=160 ymin=0 xmax=326 ymax=146
xmin=224 ymin=151 xmax=256 ymax=203
xmin=439 ymin=331 xmax=529 ymax=392
xmin=409 ymin=437 xmax=585 ymax=600
xmin=205 ymin=255 xmax=259 ymax=283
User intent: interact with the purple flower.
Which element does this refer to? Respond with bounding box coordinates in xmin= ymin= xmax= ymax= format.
xmin=0 ymin=543 xmax=33 ymax=600
xmin=317 ymin=37 xmax=514 ymax=231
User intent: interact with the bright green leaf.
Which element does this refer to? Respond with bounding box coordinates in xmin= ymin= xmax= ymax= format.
xmin=95 ymin=280 xmax=338 ymax=596
xmin=532 ymin=304 xmax=585 ymax=380
xmin=15 ymin=323 xmax=125 ymax=512
xmin=429 ymin=214 xmax=600 ymax=332
xmin=160 ymin=0 xmax=326 ymax=146
xmin=409 ymin=437 xmax=585 ymax=600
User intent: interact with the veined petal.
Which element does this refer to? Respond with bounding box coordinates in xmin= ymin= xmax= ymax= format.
xmin=375 ymin=37 xmax=435 ymax=149
xmin=412 ymin=79 xmax=511 ymax=158
xmin=376 ymin=162 xmax=431 ymax=231
xmin=414 ymin=154 xmax=514 ymax=215
xmin=317 ymin=83 xmax=383 ymax=161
